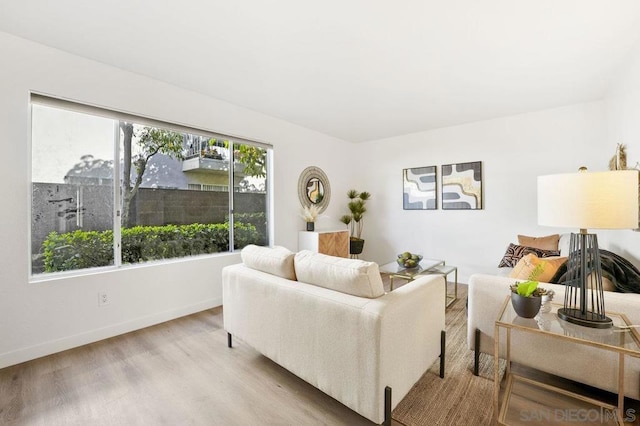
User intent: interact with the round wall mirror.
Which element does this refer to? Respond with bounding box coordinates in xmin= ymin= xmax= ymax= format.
xmin=298 ymin=166 xmax=331 ymax=213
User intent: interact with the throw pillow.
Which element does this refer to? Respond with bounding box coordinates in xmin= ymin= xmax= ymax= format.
xmin=509 ymin=254 xmax=567 ymax=282
xmin=293 ymin=250 xmax=385 ymax=298
xmin=241 ymin=245 xmax=297 ymax=280
xmin=498 ymin=243 xmax=561 ymax=268
xmin=517 ymin=234 xmax=560 ymax=251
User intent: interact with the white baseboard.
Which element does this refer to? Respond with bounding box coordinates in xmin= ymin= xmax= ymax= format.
xmin=0 ymin=297 xmax=222 ymax=369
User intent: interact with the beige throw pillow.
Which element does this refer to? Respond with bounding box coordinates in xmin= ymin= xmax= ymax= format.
xmin=294 ymin=250 xmax=385 ymax=298
xmin=517 ymin=234 xmax=560 ymax=251
xmin=241 ymin=245 xmax=297 ymax=281
xmin=509 ymin=253 xmax=567 ymax=283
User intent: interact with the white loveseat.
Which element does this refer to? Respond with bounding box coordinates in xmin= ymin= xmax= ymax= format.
xmin=467 ymin=273 xmax=640 ymax=400
xmin=222 ymin=246 xmax=446 ymax=425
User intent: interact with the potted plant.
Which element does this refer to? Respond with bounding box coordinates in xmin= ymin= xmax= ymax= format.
xmin=339 ymin=189 xmax=371 ymax=255
xmin=510 ymin=281 xmax=550 ymax=318
xmin=301 ymin=204 xmax=321 ymax=231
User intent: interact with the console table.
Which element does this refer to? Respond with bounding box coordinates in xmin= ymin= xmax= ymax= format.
xmin=298 ymin=230 xmax=349 ymax=258
xmin=494 ymin=296 xmax=640 ymax=425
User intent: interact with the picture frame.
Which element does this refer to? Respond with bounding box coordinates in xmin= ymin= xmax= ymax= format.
xmin=403 ymin=166 xmax=437 ymax=210
xmin=441 ymin=161 xmax=483 ymax=210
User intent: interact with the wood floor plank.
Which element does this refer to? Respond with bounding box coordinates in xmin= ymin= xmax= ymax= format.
xmin=0 ymin=307 xmax=373 ymax=425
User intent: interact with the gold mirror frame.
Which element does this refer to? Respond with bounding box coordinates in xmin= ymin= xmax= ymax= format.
xmin=298 ymin=166 xmax=331 ymax=214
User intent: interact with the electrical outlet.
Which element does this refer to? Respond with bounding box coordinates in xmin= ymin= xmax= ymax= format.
xmin=99 ymin=291 xmax=110 ymax=307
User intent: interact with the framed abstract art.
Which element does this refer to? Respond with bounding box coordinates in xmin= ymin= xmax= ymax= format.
xmin=403 ymin=166 xmax=437 ymax=210
xmin=441 ymin=161 xmax=483 ymax=210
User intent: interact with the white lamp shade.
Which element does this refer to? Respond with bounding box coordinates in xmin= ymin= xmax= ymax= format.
xmin=538 ymin=170 xmax=639 ymax=229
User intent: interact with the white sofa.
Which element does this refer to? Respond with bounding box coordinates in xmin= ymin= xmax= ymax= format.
xmin=467 ymin=273 xmax=640 ymax=400
xmin=222 ymin=246 xmax=446 ymax=425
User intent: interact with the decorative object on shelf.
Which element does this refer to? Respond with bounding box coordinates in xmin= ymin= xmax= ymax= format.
xmin=301 ymin=204 xmax=321 ymax=232
xmin=298 ymin=166 xmax=331 ymax=214
xmin=403 ymin=166 xmax=437 ymax=210
xmin=540 ymin=289 xmax=555 ymax=313
xmin=509 ymin=281 xmax=546 ymax=318
xmin=608 ymin=143 xmax=628 ymax=171
xmin=339 ymin=189 xmax=371 ymax=258
xmin=396 ymin=251 xmax=423 ymax=268
xmin=441 ymin=161 xmax=482 ymax=210
xmin=538 ymin=168 xmax=639 ymax=328
xmin=607 ymin=143 xmax=640 ymax=231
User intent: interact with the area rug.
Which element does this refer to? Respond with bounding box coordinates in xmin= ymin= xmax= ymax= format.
xmin=391 ymin=284 xmax=505 ymax=426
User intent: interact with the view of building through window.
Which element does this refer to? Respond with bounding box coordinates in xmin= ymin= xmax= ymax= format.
xmin=31 ymin=100 xmax=270 ymax=276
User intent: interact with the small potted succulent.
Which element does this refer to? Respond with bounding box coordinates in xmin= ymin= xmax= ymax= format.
xmin=510 ymin=281 xmax=550 ymax=318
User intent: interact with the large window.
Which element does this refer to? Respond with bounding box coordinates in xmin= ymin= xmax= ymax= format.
xmin=30 ymin=96 xmax=270 ymax=276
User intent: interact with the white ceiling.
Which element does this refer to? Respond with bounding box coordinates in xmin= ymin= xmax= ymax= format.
xmin=2 ymin=1 xmax=640 ymax=142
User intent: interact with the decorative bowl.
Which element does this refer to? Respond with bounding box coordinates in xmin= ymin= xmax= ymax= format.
xmin=396 ymin=254 xmax=423 ymax=269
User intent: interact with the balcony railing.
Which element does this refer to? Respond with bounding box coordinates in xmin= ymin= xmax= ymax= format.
xmin=182 ymin=145 xmax=245 ymax=175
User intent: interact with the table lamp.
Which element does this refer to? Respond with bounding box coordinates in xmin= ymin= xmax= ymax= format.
xmin=538 ymin=168 xmax=639 ymax=328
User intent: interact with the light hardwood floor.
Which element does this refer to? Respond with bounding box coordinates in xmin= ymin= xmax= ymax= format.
xmin=0 ymin=306 xmax=377 ymax=425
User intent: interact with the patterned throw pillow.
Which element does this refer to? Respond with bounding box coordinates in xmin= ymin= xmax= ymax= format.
xmin=498 ymin=243 xmax=561 ymax=268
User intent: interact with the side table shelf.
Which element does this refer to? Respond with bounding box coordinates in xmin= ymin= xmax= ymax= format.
xmin=500 ymin=374 xmax=619 ymax=425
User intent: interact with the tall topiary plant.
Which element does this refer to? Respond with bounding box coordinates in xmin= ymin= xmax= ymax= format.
xmin=340 ymin=190 xmax=371 ymax=256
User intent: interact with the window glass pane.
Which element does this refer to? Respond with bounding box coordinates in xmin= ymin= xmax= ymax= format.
xmin=31 ymin=104 xmax=115 ymax=274
xmin=233 ymin=142 xmax=268 ymax=249
xmin=31 ymin=96 xmax=272 ymax=277
xmin=119 ymin=126 xmax=232 ymax=264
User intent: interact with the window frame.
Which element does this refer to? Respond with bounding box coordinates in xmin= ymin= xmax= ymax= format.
xmin=29 ymin=93 xmax=272 ymax=281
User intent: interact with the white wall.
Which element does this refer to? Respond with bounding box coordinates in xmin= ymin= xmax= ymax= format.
xmin=603 ymin=40 xmax=640 ymax=262
xmin=0 ymin=32 xmax=354 ymax=368
xmin=358 ymin=101 xmax=637 ymax=283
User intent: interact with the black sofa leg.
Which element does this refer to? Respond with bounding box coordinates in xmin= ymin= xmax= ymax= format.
xmin=440 ymin=330 xmax=446 ymax=378
xmin=473 ymin=328 xmax=480 ymax=376
xmin=227 ymin=332 xmax=232 ymax=348
xmin=383 ymin=386 xmax=391 ymax=426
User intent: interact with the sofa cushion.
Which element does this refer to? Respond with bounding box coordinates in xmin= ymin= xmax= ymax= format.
xmin=509 ymin=253 xmax=567 ymax=282
xmin=498 ymin=243 xmax=561 ymax=267
xmin=517 ymin=234 xmax=560 ymax=251
xmin=241 ymin=245 xmax=297 ymax=281
xmin=294 ymin=250 xmax=385 ymax=298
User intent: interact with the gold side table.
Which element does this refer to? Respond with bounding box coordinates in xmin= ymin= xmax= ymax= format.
xmin=494 ymin=296 xmax=640 ymax=425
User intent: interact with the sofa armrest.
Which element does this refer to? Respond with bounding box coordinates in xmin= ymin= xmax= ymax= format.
xmin=467 ymin=274 xmax=514 ymax=355
xmin=371 ymin=275 xmax=447 ymax=414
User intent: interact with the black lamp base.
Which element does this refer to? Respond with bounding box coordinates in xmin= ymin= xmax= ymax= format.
xmin=557 ymin=307 xmax=613 ymax=329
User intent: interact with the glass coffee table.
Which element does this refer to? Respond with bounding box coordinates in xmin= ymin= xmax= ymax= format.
xmin=379 ymin=258 xmax=458 ymax=308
